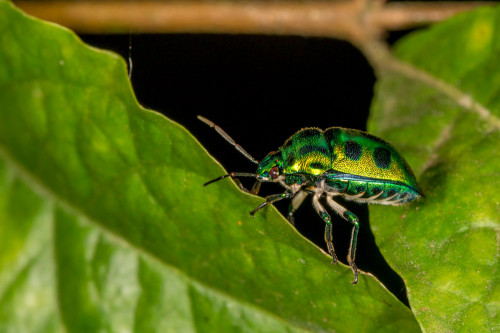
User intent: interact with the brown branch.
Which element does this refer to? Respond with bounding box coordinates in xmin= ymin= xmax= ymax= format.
xmin=371 ymin=1 xmax=492 ymax=30
xmin=15 ymin=1 xmax=492 ymax=43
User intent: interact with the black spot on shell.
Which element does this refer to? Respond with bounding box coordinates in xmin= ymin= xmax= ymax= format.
xmin=374 ymin=147 xmax=391 ymax=169
xmin=310 ymin=162 xmax=325 ymax=169
xmin=299 ymin=145 xmax=329 ymax=156
xmin=296 ymin=129 xmax=322 ymax=140
xmin=287 ymin=153 xmax=295 ymax=166
xmin=345 ymin=140 xmax=362 ymax=161
xmin=324 ymin=128 xmax=342 ymax=145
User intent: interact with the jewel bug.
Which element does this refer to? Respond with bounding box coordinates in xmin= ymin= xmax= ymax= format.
xmin=199 ymin=115 xmax=423 ymax=284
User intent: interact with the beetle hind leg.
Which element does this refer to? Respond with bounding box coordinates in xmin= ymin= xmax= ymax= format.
xmin=311 ymin=193 xmax=338 ymax=265
xmin=325 ymin=195 xmax=359 ymax=284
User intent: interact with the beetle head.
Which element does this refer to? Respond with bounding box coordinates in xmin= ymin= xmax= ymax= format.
xmin=256 ymin=151 xmax=282 ymax=182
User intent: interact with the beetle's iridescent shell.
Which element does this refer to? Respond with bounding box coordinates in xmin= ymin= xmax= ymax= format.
xmin=278 ymin=127 xmax=422 ymax=202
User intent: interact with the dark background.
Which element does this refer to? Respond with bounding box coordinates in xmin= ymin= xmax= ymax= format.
xmin=80 ymin=31 xmax=413 ymax=305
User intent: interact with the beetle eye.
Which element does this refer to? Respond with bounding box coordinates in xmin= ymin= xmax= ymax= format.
xmin=269 ymin=166 xmax=279 ymax=179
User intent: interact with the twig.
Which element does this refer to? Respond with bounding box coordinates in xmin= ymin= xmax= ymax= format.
xmin=15 ymin=1 xmax=491 ymax=43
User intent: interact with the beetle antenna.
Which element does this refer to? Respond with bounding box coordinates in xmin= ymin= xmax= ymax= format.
xmin=198 ymin=115 xmax=259 ymax=165
xmin=203 ymin=172 xmax=258 ymax=187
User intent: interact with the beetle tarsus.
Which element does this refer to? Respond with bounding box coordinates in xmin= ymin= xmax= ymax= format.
xmin=350 ymin=264 xmax=359 ymax=284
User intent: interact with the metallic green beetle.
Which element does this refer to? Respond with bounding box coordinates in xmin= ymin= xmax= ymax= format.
xmin=199 ymin=116 xmax=423 ymax=284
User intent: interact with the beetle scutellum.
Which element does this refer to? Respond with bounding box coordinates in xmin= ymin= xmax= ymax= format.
xmin=199 ymin=116 xmax=423 ymax=284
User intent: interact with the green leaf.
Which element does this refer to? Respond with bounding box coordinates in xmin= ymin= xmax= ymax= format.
xmin=368 ymin=5 xmax=500 ymax=332
xmin=0 ymin=2 xmax=419 ymax=332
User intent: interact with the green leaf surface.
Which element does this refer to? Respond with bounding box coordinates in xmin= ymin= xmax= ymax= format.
xmin=368 ymin=5 xmax=500 ymax=332
xmin=0 ymin=2 xmax=419 ymax=332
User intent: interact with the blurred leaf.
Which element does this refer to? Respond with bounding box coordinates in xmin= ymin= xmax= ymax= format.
xmin=368 ymin=5 xmax=500 ymax=332
xmin=0 ymin=2 xmax=419 ymax=332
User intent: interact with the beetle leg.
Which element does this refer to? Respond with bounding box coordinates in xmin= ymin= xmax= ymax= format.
xmin=250 ymin=190 xmax=294 ymax=217
xmin=311 ymin=194 xmax=338 ymax=265
xmin=325 ymin=195 xmax=359 ymax=284
xmin=232 ymin=178 xmax=250 ymax=193
xmin=286 ymin=190 xmax=308 ymax=226
xmin=250 ymin=180 xmax=262 ymax=195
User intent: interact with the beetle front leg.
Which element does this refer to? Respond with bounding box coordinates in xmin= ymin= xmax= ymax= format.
xmin=233 ymin=178 xmax=250 ymax=193
xmin=326 ymin=195 xmax=359 ymax=284
xmin=286 ymin=190 xmax=308 ymax=226
xmin=311 ymin=194 xmax=337 ymax=265
xmin=250 ymin=180 xmax=262 ymax=195
xmin=250 ymin=190 xmax=294 ymax=217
